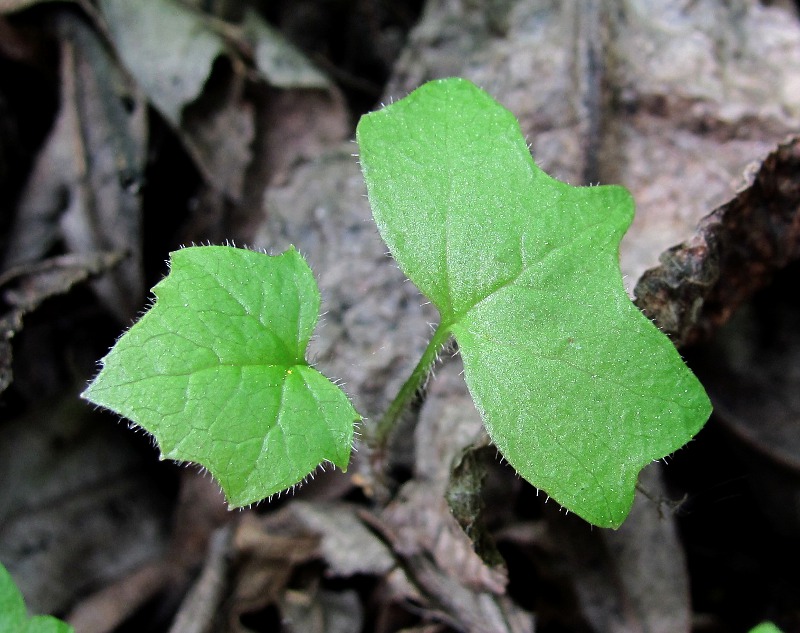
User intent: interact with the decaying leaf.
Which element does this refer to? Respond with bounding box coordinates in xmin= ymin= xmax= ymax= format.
xmin=242 ymin=7 xmax=330 ymax=90
xmin=2 ymin=12 xmax=146 ymax=321
xmin=98 ymin=0 xmax=225 ymax=129
xmin=635 ymin=136 xmax=800 ymax=347
xmin=0 ymin=251 xmax=122 ymax=394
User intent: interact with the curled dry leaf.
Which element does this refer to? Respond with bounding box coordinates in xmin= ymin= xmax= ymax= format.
xmin=228 ymin=504 xmax=390 ymax=632
xmin=96 ymin=0 xmax=344 ymax=210
xmin=98 ymin=0 xmax=225 ymax=129
xmin=287 ymin=501 xmax=395 ymax=578
xmin=2 ymin=12 xmax=146 ymax=322
xmin=364 ymin=512 xmax=534 ymax=633
xmin=241 ymin=7 xmax=330 ymax=90
xmin=364 ymin=360 xmax=533 ymax=631
xmin=229 ymin=512 xmax=320 ymax=620
xmin=0 ymin=251 xmax=122 ymax=394
xmin=98 ymin=0 xmax=255 ymax=204
xmin=635 ymin=136 xmax=800 ymax=347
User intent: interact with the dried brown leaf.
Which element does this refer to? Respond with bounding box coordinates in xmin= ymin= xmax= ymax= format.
xmin=228 ymin=512 xmax=319 ymax=621
xmin=0 ymin=251 xmax=122 ymax=394
xmin=98 ymin=0 xmax=225 ymax=128
xmin=287 ymin=501 xmax=395 ymax=578
xmin=3 ymin=11 xmax=146 ymax=321
xmin=179 ymin=65 xmax=255 ymax=201
xmin=635 ymin=137 xmax=800 ymax=346
xmin=280 ymin=588 xmax=364 ymax=633
xmin=241 ymin=8 xmax=330 ymax=90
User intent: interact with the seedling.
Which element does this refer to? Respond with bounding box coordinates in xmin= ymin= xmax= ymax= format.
xmin=83 ymin=78 xmax=711 ymax=528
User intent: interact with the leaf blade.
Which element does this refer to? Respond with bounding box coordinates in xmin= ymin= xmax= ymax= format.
xmin=357 ymin=78 xmax=711 ymax=527
xmin=0 ymin=563 xmax=74 ymax=633
xmin=83 ymin=246 xmax=358 ymax=506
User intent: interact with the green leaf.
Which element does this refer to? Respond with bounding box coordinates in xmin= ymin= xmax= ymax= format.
xmin=82 ymin=246 xmax=359 ymax=506
xmin=0 ymin=562 xmax=74 ymax=633
xmin=749 ymin=624 xmax=784 ymax=633
xmin=357 ymin=78 xmax=711 ymax=528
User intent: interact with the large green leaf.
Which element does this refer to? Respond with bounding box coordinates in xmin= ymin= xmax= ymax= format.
xmin=357 ymin=78 xmax=711 ymax=527
xmin=82 ymin=246 xmax=359 ymax=506
xmin=0 ymin=562 xmax=73 ymax=633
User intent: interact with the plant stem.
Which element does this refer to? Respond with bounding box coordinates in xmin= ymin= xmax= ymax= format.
xmin=370 ymin=324 xmax=452 ymax=450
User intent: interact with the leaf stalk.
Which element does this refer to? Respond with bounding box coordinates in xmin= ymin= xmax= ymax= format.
xmin=369 ymin=324 xmax=452 ymax=449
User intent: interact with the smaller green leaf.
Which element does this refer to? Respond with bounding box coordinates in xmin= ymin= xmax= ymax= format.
xmin=0 ymin=562 xmax=74 ymax=633
xmin=82 ymin=246 xmax=359 ymax=506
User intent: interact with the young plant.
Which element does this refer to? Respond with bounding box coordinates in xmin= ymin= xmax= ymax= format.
xmin=0 ymin=562 xmax=74 ymax=633
xmin=83 ymin=78 xmax=711 ymax=528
